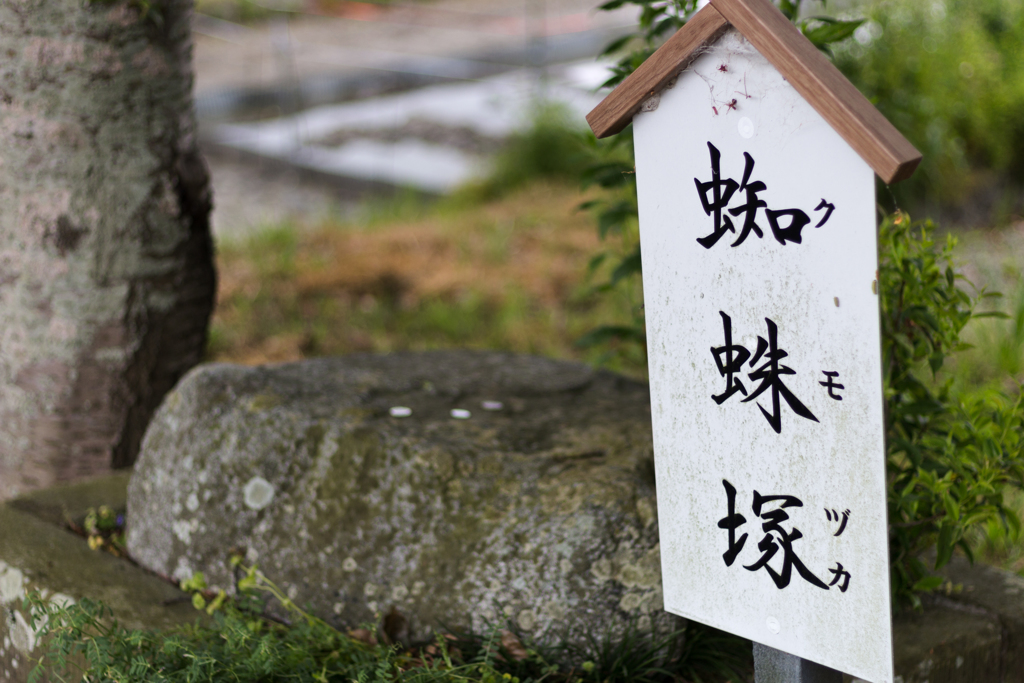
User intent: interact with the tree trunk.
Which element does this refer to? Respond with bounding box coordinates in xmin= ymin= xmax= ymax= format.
xmin=0 ymin=0 xmax=216 ymax=499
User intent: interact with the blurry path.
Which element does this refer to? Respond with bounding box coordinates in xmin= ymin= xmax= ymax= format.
xmin=193 ymin=0 xmax=635 ymax=120
xmin=208 ymin=60 xmax=608 ymax=195
xmin=205 ymin=151 xmax=357 ymax=243
xmin=194 ymin=0 xmax=630 ymax=240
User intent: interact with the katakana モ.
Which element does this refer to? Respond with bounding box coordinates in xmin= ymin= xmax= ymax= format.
xmin=819 ymin=371 xmax=844 ymax=400
xmin=718 ymin=480 xmax=841 ymax=591
xmin=694 ymin=142 xmax=835 ymax=248
xmin=711 ymin=312 xmax=818 ymax=434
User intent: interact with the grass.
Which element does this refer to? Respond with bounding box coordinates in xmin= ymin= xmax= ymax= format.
xmin=27 ymin=568 xmax=753 ymax=683
xmin=208 ymin=181 xmax=648 ymax=378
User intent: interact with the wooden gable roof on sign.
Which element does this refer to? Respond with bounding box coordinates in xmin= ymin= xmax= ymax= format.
xmin=585 ymin=0 xmax=922 ymax=184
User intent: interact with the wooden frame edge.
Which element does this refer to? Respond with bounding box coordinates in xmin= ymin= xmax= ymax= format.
xmin=887 ymin=156 xmax=922 ymax=184
xmin=710 ymin=0 xmax=921 ymax=184
xmin=586 ymin=4 xmax=730 ymax=139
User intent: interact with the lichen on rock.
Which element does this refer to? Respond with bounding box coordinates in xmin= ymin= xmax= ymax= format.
xmin=128 ymin=350 xmax=673 ymax=646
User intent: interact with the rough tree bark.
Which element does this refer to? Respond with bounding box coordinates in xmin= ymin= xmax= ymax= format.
xmin=0 ymin=0 xmax=216 ymax=499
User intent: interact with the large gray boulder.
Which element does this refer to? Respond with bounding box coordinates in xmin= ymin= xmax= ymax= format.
xmin=127 ymin=351 xmax=668 ymax=646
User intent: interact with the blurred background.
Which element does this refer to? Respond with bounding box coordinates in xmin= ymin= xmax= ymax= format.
xmin=196 ymin=0 xmax=1024 ymax=407
xmin=197 ymin=0 xmax=643 ymax=371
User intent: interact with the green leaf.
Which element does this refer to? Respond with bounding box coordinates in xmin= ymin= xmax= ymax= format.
xmin=801 ymin=18 xmax=866 ymax=48
xmin=582 ymin=162 xmax=635 ymax=190
xmin=935 ymin=523 xmax=955 ymax=568
xmin=777 ymin=0 xmax=799 ymax=21
xmin=181 ymin=572 xmax=207 ymax=593
xmin=912 ymin=575 xmax=945 ymax=592
xmin=958 ymin=539 xmax=976 ymax=565
xmin=639 ymin=4 xmax=659 ymax=29
xmin=600 ymin=34 xmax=633 ymax=57
xmin=597 ymin=203 xmax=636 ymax=238
xmin=942 ymin=492 xmax=960 ymax=521
xmin=651 ymin=15 xmax=683 ymax=39
xmin=1006 ymin=507 xmax=1022 ymax=537
xmin=608 ymin=248 xmax=642 ymax=286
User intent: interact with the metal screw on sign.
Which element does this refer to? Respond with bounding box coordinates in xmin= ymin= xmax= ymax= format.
xmin=754 ymin=644 xmax=842 ymax=683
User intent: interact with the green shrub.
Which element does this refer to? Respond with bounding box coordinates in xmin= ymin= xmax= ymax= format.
xmin=836 ymin=0 xmax=1024 ymax=221
xmin=574 ymin=128 xmax=644 ymax=363
xmin=879 ymin=214 xmax=1024 ymax=606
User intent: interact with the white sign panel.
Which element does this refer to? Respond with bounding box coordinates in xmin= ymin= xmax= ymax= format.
xmin=633 ymin=29 xmax=893 ymax=683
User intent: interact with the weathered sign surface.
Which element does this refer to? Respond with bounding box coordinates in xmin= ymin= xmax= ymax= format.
xmin=633 ymin=28 xmax=893 ymax=683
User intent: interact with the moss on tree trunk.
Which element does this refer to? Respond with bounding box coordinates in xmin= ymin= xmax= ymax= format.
xmin=0 ymin=0 xmax=215 ymax=499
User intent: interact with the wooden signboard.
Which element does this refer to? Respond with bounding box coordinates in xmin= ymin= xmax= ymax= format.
xmin=587 ymin=2 xmax=921 ymax=682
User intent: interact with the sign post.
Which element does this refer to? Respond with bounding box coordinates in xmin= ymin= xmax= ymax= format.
xmin=754 ymin=644 xmax=841 ymax=683
xmin=586 ymin=1 xmax=921 ymax=682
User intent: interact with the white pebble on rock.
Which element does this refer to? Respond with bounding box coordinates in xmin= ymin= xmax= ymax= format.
xmin=482 ymin=401 xmax=503 ymax=411
xmin=450 ymin=409 xmax=471 ymax=419
xmin=389 ymin=406 xmax=412 ymax=417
